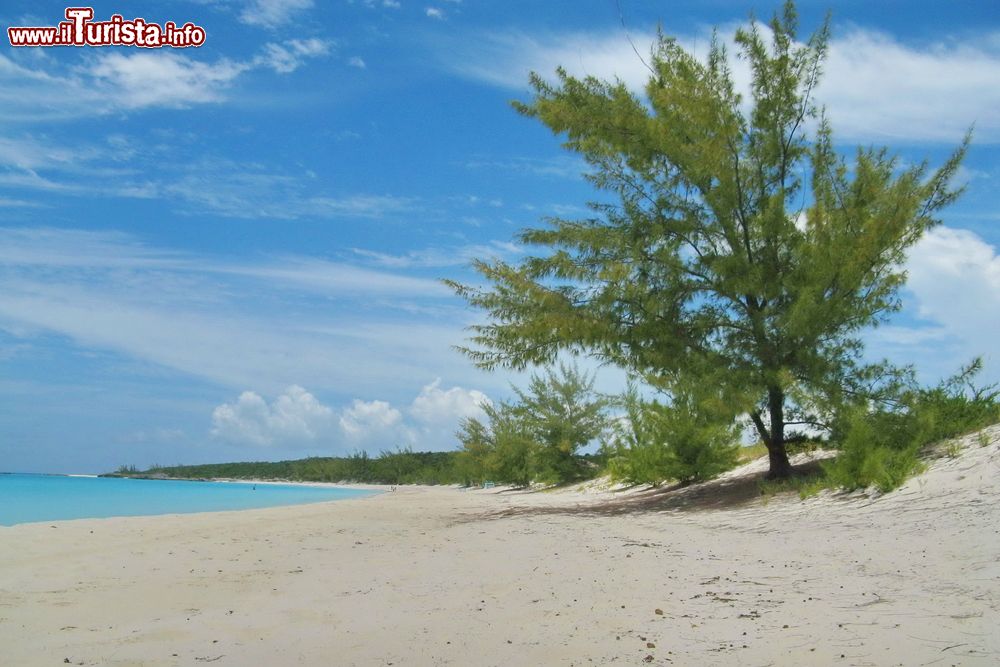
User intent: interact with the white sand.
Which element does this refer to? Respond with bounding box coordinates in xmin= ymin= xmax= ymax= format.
xmin=2 ymin=426 xmax=998 ymax=666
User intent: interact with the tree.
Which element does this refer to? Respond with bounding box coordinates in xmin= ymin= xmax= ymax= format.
xmin=455 ymin=415 xmax=493 ymax=485
xmin=456 ymin=400 xmax=535 ymax=487
xmin=604 ymin=383 xmax=673 ymax=486
xmin=448 ymin=1 xmax=967 ymax=479
xmin=512 ymin=363 xmax=609 ymax=483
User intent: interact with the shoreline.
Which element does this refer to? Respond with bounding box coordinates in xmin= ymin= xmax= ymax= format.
xmin=1 ymin=431 xmax=997 ymax=665
xmin=0 ymin=474 xmax=392 ymax=529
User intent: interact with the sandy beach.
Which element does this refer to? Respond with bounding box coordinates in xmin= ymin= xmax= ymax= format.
xmin=2 ymin=427 xmax=998 ymax=666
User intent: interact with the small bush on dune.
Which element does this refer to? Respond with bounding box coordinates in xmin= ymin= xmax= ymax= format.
xmin=603 ymin=385 xmax=673 ymax=486
xmin=656 ymin=399 xmax=742 ymax=485
xmin=822 ymin=411 xmax=924 ymax=493
xmin=824 ymin=359 xmax=999 ymax=492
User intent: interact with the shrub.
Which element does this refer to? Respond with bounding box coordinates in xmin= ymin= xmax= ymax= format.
xmin=605 ymin=384 xmax=740 ymax=486
xmin=824 ymin=359 xmax=998 ymax=492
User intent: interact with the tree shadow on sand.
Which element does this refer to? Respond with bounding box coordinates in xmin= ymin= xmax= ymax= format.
xmin=456 ymin=460 xmax=827 ymax=524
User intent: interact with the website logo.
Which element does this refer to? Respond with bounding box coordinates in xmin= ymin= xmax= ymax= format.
xmin=7 ymin=7 xmax=206 ymax=48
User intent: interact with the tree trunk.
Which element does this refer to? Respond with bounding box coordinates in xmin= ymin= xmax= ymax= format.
xmin=765 ymin=386 xmax=793 ymax=479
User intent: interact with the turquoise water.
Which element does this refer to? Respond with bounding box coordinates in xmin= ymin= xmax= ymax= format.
xmin=0 ymin=473 xmax=376 ymax=526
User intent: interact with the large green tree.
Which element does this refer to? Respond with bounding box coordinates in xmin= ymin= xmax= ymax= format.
xmin=449 ymin=2 xmax=967 ymax=479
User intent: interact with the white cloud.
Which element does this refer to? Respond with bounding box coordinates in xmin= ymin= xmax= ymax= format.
xmin=212 ymin=385 xmax=334 ymax=446
xmin=818 ymin=30 xmax=1000 ymax=142
xmin=0 ymin=37 xmax=331 ymax=120
xmin=409 ymin=378 xmax=490 ymax=425
xmin=426 ymin=7 xmax=444 ymax=20
xmin=0 ymin=135 xmax=414 ymax=220
xmin=0 ymin=227 xmax=484 ymax=395
xmin=339 ymin=399 xmax=406 ymax=441
xmin=348 ymin=56 xmax=367 ymax=69
xmin=336 ymin=380 xmax=492 ymax=450
xmin=868 ymin=226 xmax=1000 ymax=383
xmin=306 ymin=194 xmax=418 ymax=219
xmin=906 ymin=226 xmax=1000 ymax=330
xmin=464 ymin=155 xmax=587 ymax=179
xmin=443 ymin=27 xmax=1000 ymax=143
xmin=240 ymin=0 xmax=314 ymax=28
xmin=87 ymin=52 xmax=248 ymax=109
xmin=351 ymin=240 xmax=521 ymax=269
xmin=208 ymin=379 xmax=492 ymax=452
xmin=257 ymin=38 xmax=333 ymax=74
xmin=443 ymin=30 xmax=654 ymax=91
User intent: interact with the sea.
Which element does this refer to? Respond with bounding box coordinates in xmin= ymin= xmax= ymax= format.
xmin=0 ymin=473 xmax=376 ymax=526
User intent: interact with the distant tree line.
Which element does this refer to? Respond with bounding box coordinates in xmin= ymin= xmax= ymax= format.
xmin=135 ymin=450 xmax=465 ymax=486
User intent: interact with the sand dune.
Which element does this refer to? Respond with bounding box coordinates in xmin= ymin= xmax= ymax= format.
xmin=2 ymin=427 xmax=998 ymax=666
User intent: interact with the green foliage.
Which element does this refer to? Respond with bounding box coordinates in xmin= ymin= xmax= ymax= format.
xmin=514 ymin=363 xmax=609 ymax=484
xmin=822 ymin=410 xmax=924 ymax=493
xmin=908 ymin=358 xmax=1000 ymax=443
xmin=604 ymin=384 xmax=674 ymax=486
xmin=488 ymin=403 xmax=536 ymax=487
xmin=656 ymin=393 xmax=742 ymax=484
xmin=456 ymin=364 xmax=608 ymax=486
xmin=605 ymin=383 xmax=740 ymax=486
xmin=447 ymin=0 xmax=968 ymax=479
xmin=757 ymin=471 xmax=827 ymax=500
xmin=738 ymin=442 xmax=769 ymax=462
xmin=823 ymin=359 xmax=999 ymax=492
xmin=132 ymin=449 xmax=467 ymax=486
xmin=454 ymin=416 xmax=494 ymax=485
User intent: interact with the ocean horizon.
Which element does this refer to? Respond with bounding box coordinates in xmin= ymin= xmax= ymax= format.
xmin=0 ymin=472 xmax=376 ymax=526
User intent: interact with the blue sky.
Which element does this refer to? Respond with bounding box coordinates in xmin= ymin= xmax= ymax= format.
xmin=0 ymin=0 xmax=998 ymax=473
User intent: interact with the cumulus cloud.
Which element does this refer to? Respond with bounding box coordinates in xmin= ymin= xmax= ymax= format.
xmin=336 ymin=380 xmax=491 ymax=450
xmin=868 ymin=226 xmax=1000 ymax=383
xmin=409 ymin=378 xmax=490 ymax=425
xmin=905 ymin=226 xmax=1000 ymax=340
xmin=339 ymin=399 xmax=405 ymax=440
xmin=208 ymin=380 xmax=492 ymax=451
xmin=211 ymin=385 xmax=335 ymax=446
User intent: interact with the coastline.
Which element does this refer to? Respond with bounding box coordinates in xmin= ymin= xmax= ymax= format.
xmin=0 ymin=474 xmax=387 ymax=528
xmin=1 ymin=432 xmax=997 ymax=666
xmin=196 ymin=477 xmax=396 ymax=492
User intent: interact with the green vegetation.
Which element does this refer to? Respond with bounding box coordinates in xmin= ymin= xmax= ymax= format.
xmin=130 ymin=449 xmax=467 ymax=486
xmin=456 ymin=364 xmax=608 ymax=487
xmin=821 ymin=360 xmax=999 ymax=492
xmin=447 ymin=0 xmax=968 ymax=481
xmin=604 ymin=383 xmax=741 ymax=486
